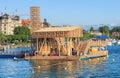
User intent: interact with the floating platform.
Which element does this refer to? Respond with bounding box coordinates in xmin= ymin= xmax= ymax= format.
xmin=80 ymin=55 xmax=107 ymax=60
xmin=25 ymin=56 xmax=80 ymax=61
xmin=80 ymin=51 xmax=108 ymax=60
xmin=25 ymin=52 xmax=108 ymax=61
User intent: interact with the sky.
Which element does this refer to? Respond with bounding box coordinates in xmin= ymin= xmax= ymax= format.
xmin=0 ymin=0 xmax=120 ymax=27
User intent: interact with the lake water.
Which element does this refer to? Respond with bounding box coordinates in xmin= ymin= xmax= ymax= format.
xmin=0 ymin=46 xmax=119 ymax=78
xmin=0 ymin=47 xmax=32 ymax=53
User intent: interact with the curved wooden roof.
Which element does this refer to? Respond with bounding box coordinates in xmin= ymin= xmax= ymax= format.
xmin=32 ymin=26 xmax=83 ymax=38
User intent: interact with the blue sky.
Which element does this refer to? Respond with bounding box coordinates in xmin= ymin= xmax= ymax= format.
xmin=0 ymin=0 xmax=120 ymax=26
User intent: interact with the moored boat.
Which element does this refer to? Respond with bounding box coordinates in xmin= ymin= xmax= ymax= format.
xmin=0 ymin=52 xmax=25 ymax=58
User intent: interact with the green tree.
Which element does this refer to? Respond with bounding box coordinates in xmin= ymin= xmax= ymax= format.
xmin=14 ymin=26 xmax=31 ymax=35
xmin=0 ymin=31 xmax=6 ymax=44
xmin=6 ymin=35 xmax=14 ymax=43
xmin=90 ymin=26 xmax=94 ymax=32
xmin=14 ymin=26 xmax=31 ymax=42
xmin=99 ymin=26 xmax=109 ymax=36
xmin=111 ymin=26 xmax=120 ymax=32
xmin=110 ymin=26 xmax=120 ymax=39
xmin=80 ymin=31 xmax=96 ymax=40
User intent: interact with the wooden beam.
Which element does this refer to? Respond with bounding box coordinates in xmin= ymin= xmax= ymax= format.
xmin=36 ymin=38 xmax=39 ymax=52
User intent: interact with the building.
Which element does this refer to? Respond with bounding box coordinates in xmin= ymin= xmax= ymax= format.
xmin=30 ymin=6 xmax=42 ymax=30
xmin=0 ymin=14 xmax=21 ymax=35
xmin=90 ymin=30 xmax=102 ymax=36
xmin=112 ymin=32 xmax=120 ymax=37
xmin=22 ymin=19 xmax=31 ymax=26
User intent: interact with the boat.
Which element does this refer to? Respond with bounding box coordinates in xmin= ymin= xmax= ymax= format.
xmin=116 ymin=40 xmax=120 ymax=45
xmin=112 ymin=39 xmax=117 ymax=45
xmin=107 ymin=41 xmax=112 ymax=46
xmin=80 ymin=55 xmax=106 ymax=60
xmin=13 ymin=57 xmax=19 ymax=61
xmin=0 ymin=52 xmax=25 ymax=58
xmin=0 ymin=54 xmax=24 ymax=58
xmin=112 ymin=40 xmax=120 ymax=46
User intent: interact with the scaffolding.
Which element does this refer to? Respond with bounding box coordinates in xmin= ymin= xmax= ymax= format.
xmin=31 ymin=26 xmax=83 ymax=56
xmin=30 ymin=6 xmax=41 ymax=29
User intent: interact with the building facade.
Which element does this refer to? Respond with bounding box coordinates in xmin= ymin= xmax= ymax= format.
xmin=112 ymin=32 xmax=120 ymax=37
xmin=0 ymin=14 xmax=21 ymax=35
xmin=90 ymin=30 xmax=102 ymax=36
xmin=22 ymin=19 xmax=31 ymax=27
xmin=30 ymin=6 xmax=42 ymax=29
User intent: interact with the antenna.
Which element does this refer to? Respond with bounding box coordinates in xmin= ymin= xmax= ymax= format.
xmin=15 ymin=8 xmax=18 ymax=15
xmin=4 ymin=6 xmax=7 ymax=14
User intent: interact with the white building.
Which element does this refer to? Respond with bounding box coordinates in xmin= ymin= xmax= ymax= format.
xmin=0 ymin=14 xmax=21 ymax=35
xmin=90 ymin=30 xmax=102 ymax=36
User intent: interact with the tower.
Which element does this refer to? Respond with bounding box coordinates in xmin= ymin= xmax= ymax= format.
xmin=30 ymin=6 xmax=41 ymax=29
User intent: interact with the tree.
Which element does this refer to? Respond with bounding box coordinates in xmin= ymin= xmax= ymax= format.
xmin=0 ymin=31 xmax=6 ymax=44
xmin=99 ymin=27 xmax=103 ymax=33
xmin=14 ymin=26 xmax=31 ymax=42
xmin=80 ymin=31 xmax=96 ymax=40
xmin=14 ymin=26 xmax=31 ymax=35
xmin=111 ymin=26 xmax=120 ymax=32
xmin=110 ymin=26 xmax=120 ymax=39
xmin=90 ymin=26 xmax=94 ymax=32
xmin=6 ymin=35 xmax=14 ymax=43
xmin=99 ymin=26 xmax=109 ymax=36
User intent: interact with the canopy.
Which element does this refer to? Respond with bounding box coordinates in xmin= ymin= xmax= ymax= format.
xmin=95 ymin=36 xmax=108 ymax=39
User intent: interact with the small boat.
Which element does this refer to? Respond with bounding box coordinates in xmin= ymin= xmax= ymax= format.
xmin=0 ymin=53 xmax=25 ymax=58
xmin=13 ymin=57 xmax=18 ymax=61
xmin=117 ymin=40 xmax=120 ymax=45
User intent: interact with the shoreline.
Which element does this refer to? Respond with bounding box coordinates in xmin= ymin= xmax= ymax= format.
xmin=0 ymin=43 xmax=31 ymax=50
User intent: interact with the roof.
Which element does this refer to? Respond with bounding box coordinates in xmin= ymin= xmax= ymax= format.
xmin=93 ymin=30 xmax=101 ymax=33
xmin=95 ymin=36 xmax=108 ymax=39
xmin=22 ymin=20 xmax=31 ymax=26
xmin=33 ymin=27 xmax=82 ymax=32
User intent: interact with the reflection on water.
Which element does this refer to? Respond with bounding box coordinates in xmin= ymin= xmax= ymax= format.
xmin=0 ymin=59 xmax=33 ymax=78
xmin=0 ymin=46 xmax=120 ymax=78
xmin=30 ymin=57 xmax=108 ymax=78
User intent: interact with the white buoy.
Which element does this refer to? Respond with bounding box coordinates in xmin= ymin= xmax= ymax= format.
xmin=64 ymin=67 xmax=67 ymax=70
xmin=112 ymin=58 xmax=115 ymax=62
xmin=13 ymin=57 xmax=18 ymax=61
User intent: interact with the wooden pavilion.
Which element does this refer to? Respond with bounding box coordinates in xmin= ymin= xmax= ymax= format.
xmin=31 ymin=26 xmax=83 ymax=56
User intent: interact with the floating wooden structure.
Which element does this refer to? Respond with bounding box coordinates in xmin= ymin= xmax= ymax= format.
xmin=25 ymin=26 xmax=108 ymax=60
xmin=31 ymin=26 xmax=83 ymax=56
xmin=25 ymin=6 xmax=108 ymax=60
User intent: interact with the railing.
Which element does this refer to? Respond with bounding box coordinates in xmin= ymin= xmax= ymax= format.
xmin=84 ymin=40 xmax=91 ymax=54
xmin=90 ymin=40 xmax=108 ymax=46
xmin=76 ymin=40 xmax=88 ymax=56
xmin=76 ymin=39 xmax=108 ymax=56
